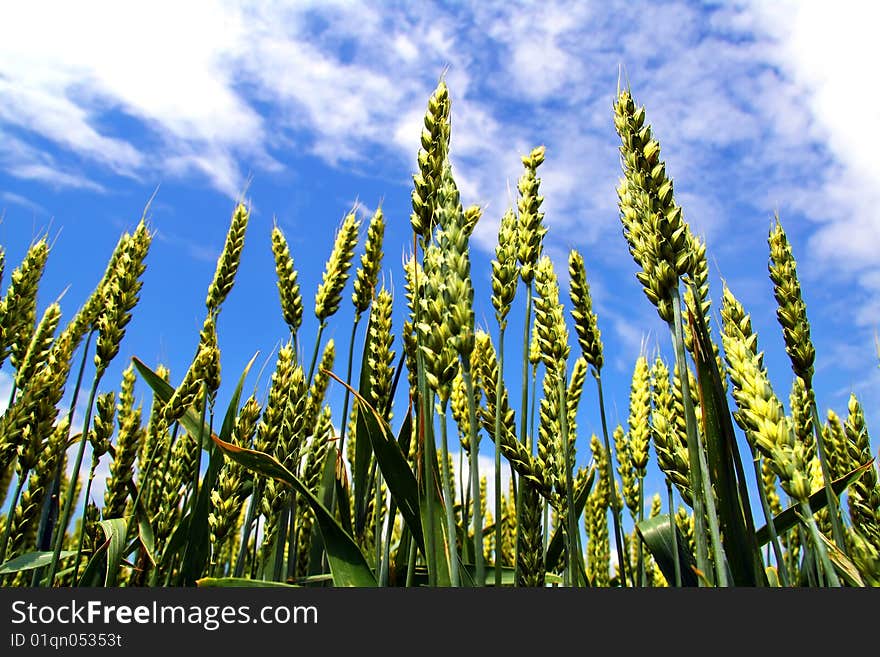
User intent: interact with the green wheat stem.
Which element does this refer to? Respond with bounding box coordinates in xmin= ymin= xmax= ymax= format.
xmin=306 ymin=323 xmax=326 ymax=386
xmin=418 ymin=358 xmax=438 ymax=585
xmin=637 ymin=485 xmax=645 ymax=587
xmin=595 ymin=374 xmax=628 ymax=587
xmin=557 ymin=373 xmax=577 ymax=587
xmin=751 ymin=456 xmax=790 ymax=586
xmin=668 ymin=285 xmax=719 ymax=586
xmin=337 ymin=317 xmax=361 ymax=451
xmin=666 ymin=480 xmax=681 ymax=587
xmin=72 ymin=455 xmax=101 ymax=582
xmin=191 ymin=384 xmax=208 ymax=534
xmin=438 ymin=401 xmax=460 ymax=586
xmin=462 ymin=361 xmax=484 ymax=585
xmin=516 ymin=283 xmax=533 ymax=579
xmin=493 ymin=325 xmax=506 ymax=587
xmin=234 ymin=478 xmax=263 ymax=578
xmin=373 ymin=470 xmax=384 ymax=576
xmin=47 ymin=372 xmax=103 ymax=585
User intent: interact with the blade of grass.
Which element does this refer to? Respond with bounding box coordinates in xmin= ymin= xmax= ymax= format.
xmin=688 ymin=301 xmax=765 ymax=586
xmin=197 ymin=577 xmax=300 ymax=588
xmin=211 ymin=433 xmax=376 ymax=587
xmin=636 ymin=514 xmax=699 ymax=587
xmin=755 ymin=460 xmax=873 ymax=544
xmin=0 ymin=550 xmax=76 ymax=575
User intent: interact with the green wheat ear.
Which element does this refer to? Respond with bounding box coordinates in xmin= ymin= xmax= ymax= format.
xmin=613 ymin=88 xmax=694 ymax=323
xmin=768 ymin=216 xmax=815 ymax=385
xmin=352 ymin=206 xmax=386 ymax=318
xmin=206 ymin=202 xmax=249 ymax=313
xmin=411 ymin=80 xmax=450 ymax=244
xmin=516 ymin=146 xmax=547 ymax=285
xmin=568 ymin=249 xmax=603 ymax=371
xmin=271 ymin=223 xmax=303 ymax=336
xmin=315 ymin=211 xmax=360 ymax=323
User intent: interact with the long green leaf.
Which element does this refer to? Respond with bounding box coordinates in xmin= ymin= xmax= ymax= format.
xmin=98 ymin=518 xmax=129 ymax=586
xmin=0 ymin=550 xmax=76 ymax=575
xmin=211 ymin=434 xmax=376 ymax=587
xmin=179 ymin=353 xmax=258 ymax=586
xmin=135 ymin=499 xmax=156 ymax=567
xmin=689 ymin=303 xmax=765 ymax=586
xmin=418 ymin=437 xmax=452 ymax=587
xmin=636 ymin=514 xmax=699 ymax=587
xmin=77 ymin=539 xmax=109 ymax=587
xmin=755 ymin=461 xmax=874 ymax=545
xmin=352 ymin=316 xmax=375 ymax=537
xmin=197 ymin=577 xmax=299 ymax=588
xmin=354 ymin=396 xmax=424 ymax=553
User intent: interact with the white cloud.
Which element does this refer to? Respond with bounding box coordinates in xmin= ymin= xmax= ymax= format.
xmin=744 ymin=1 xmax=880 ymax=302
xmin=1 ymin=192 xmax=47 ymax=216
xmin=2 ymin=0 xmax=880 ymax=419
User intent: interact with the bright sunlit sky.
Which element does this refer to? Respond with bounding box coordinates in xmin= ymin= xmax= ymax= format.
xmin=1 ymin=1 xmax=878 ymax=510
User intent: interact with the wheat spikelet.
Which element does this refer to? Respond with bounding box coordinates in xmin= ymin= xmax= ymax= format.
xmin=650 ymin=356 xmax=690 ymax=505
xmin=451 ymin=366 xmax=472 ymax=455
xmin=822 ymin=410 xmax=849 ymax=482
xmin=366 ymin=287 xmax=395 ymax=422
xmin=516 ymin=480 xmax=545 ymax=587
xmin=163 ymin=316 xmax=217 ymax=423
xmin=315 ymin=211 xmax=360 ymax=323
xmin=410 ymin=80 xmax=450 ymax=243
xmin=436 ymin=163 xmax=476 ymax=359
xmin=418 ymin=243 xmax=458 ymax=401
xmin=0 ymin=323 xmax=75 ymax=477
xmin=352 ymin=207 xmax=385 ymax=318
xmin=94 ymin=220 xmax=151 ymax=373
xmin=533 ymin=256 xmax=570 ymax=374
xmin=721 ymin=289 xmax=810 ymax=502
xmin=14 ymin=301 xmax=61 ymax=390
xmin=613 ymin=424 xmax=638 ymax=518
xmin=568 ymin=249 xmax=603 ymax=371
xmin=491 ymin=208 xmax=519 ymax=328
xmin=271 ymin=224 xmax=303 ymax=336
xmin=566 ymin=356 xmax=589 ymax=446
xmin=537 ymin=366 xmax=562 ymax=497
xmin=614 ymin=89 xmax=693 ymax=322
xmin=104 ymin=365 xmax=145 ymax=519
xmin=516 ymin=146 xmax=547 ymax=284
xmin=768 ymin=217 xmax=815 ymax=384
xmin=206 ymin=202 xmax=249 ymax=313
xmin=844 ymin=394 xmax=879 ymax=548
xmin=586 ymin=434 xmax=611 ymax=586
xmin=6 ymin=418 xmax=69 ymax=559
xmin=628 ymin=356 xmax=651 ymax=480
xmin=0 ymin=237 xmax=50 ymax=371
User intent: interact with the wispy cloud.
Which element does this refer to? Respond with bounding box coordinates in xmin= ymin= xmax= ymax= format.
xmin=1 ymin=191 xmax=47 ymax=216
xmin=3 ymin=0 xmax=879 ymax=414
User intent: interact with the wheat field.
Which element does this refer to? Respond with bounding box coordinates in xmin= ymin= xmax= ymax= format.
xmin=0 ymin=81 xmax=877 ymax=588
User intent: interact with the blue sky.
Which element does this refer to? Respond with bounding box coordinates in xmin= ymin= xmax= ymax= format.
xmin=1 ymin=0 xmax=878 ymax=511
